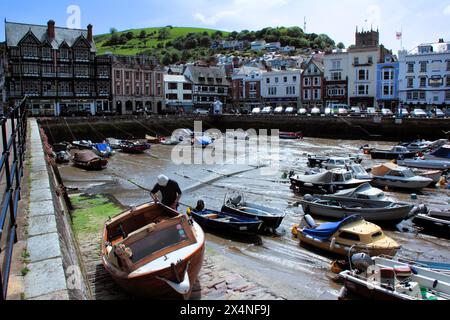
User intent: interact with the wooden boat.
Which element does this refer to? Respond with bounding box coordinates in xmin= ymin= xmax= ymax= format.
xmin=188 ymin=208 xmax=263 ymax=235
xmin=339 ymin=255 xmax=450 ymax=300
xmin=101 ymin=202 xmax=205 ymax=299
xmin=290 ymin=169 xmax=371 ymax=194
xmin=222 ymin=195 xmax=286 ymax=231
xmin=73 ymin=150 xmax=108 ymax=170
xmin=397 ymin=158 xmax=450 ymax=171
xmin=279 ymin=132 xmax=303 ymax=140
xmin=412 ymin=210 xmax=450 ymax=239
xmin=300 ymin=194 xmax=413 ymax=223
xmin=371 ymin=163 xmax=433 ymax=190
xmin=146 ymin=135 xmax=162 ymax=144
xmin=370 ymin=146 xmax=417 ymax=160
xmin=120 ymin=140 xmax=151 ymax=154
xmin=293 ymin=215 xmax=400 ymax=257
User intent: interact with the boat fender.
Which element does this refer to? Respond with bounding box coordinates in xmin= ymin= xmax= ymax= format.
xmin=433 ymin=280 xmax=439 ymax=289
xmin=304 ymin=215 xmax=317 ymax=228
xmin=291 ymin=225 xmax=299 ymax=238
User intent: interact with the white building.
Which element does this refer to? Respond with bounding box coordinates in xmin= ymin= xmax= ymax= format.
xmin=398 ymin=39 xmax=450 ymax=109
xmin=164 ymin=74 xmax=193 ymax=113
xmin=261 ymin=69 xmax=301 ymax=107
xmin=251 ymin=40 xmax=267 ymax=52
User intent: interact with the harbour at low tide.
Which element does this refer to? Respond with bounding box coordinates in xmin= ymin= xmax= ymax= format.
xmin=56 ymin=135 xmax=450 ymax=300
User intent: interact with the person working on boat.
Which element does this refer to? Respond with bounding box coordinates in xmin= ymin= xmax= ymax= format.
xmin=151 ymin=175 xmax=182 ymax=210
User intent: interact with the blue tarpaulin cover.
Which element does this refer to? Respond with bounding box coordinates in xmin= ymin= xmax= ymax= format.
xmin=95 ymin=143 xmax=112 ymax=153
xmin=430 ymin=146 xmax=450 ymax=159
xmin=302 ymin=215 xmax=362 ymax=241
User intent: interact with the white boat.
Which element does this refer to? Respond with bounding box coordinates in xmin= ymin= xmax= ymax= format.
xmin=371 ymin=163 xmax=433 ymax=190
xmin=402 ymin=140 xmax=432 ymax=152
xmin=397 ymin=158 xmax=450 ymax=171
xmin=340 ymin=255 xmax=450 ymax=300
xmin=332 ymin=183 xmax=394 ymax=202
xmin=348 ymin=164 xmax=373 ymax=180
xmin=424 ymin=145 xmax=450 ymax=161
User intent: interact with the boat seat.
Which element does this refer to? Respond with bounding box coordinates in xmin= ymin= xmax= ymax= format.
xmin=124 ymin=223 xmax=157 ymax=243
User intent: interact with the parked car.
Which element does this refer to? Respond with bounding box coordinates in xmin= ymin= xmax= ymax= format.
xmin=240 ymin=108 xmax=250 ymax=115
xmin=412 ymin=109 xmax=428 ymax=118
xmin=285 ymin=107 xmax=296 ymax=114
xmin=434 ymin=108 xmax=445 ymax=118
xmin=350 ymin=107 xmax=362 ymax=116
xmin=297 ymin=108 xmax=308 ymax=115
xmin=338 ymin=107 xmax=349 ymax=116
xmin=261 ymin=106 xmax=273 ymax=114
xmin=310 ymin=107 xmax=321 ymax=116
xmin=193 ymin=108 xmax=210 ymax=115
xmin=381 ymin=108 xmax=394 ymax=117
xmin=251 ymin=107 xmax=261 ymax=115
xmin=366 ymin=108 xmax=379 ymax=116
xmin=274 ymin=106 xmax=284 ymax=114
xmin=399 ymin=108 xmax=409 ymax=117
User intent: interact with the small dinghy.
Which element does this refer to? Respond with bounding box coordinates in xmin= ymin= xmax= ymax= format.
xmin=371 ymin=163 xmax=433 ymax=190
xmin=290 ymin=169 xmax=371 ymax=194
xmin=339 ymin=255 xmax=450 ymax=300
xmin=300 ymin=194 xmax=413 ymax=223
xmin=120 ymin=140 xmax=151 ymax=154
xmin=93 ymin=143 xmax=114 ymax=158
xmin=412 ymin=210 xmax=450 ymax=239
xmin=187 ymin=201 xmax=262 ymax=235
xmin=279 ymin=132 xmax=303 ymax=140
xmin=397 ymin=158 xmax=450 ymax=171
xmin=106 ymin=138 xmax=125 ymax=150
xmin=73 ymin=150 xmax=108 ymax=170
xmin=52 ymin=142 xmax=72 ymax=164
xmin=101 ymin=202 xmax=205 ymax=299
xmin=370 ymin=146 xmax=417 ymax=160
xmin=72 ymin=140 xmax=94 ymax=150
xmin=222 ymin=195 xmax=286 ymax=232
xmin=293 ymin=215 xmax=400 ymax=257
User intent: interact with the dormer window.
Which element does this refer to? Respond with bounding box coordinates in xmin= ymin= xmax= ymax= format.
xmin=42 ymin=47 xmax=52 ymax=60
xmin=199 ymin=77 xmax=205 ymax=82
xmin=22 ymin=45 xmax=39 ymax=59
xmin=59 ymin=48 xmax=69 ymax=60
xmin=74 ymin=49 xmax=89 ymax=61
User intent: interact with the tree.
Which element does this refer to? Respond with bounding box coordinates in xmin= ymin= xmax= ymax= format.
xmin=110 ymin=27 xmax=118 ymax=35
xmin=171 ymin=51 xmax=181 ymax=64
xmin=199 ymin=36 xmax=212 ymax=48
xmin=140 ymin=30 xmax=147 ymax=39
xmin=161 ymin=53 xmax=172 ymax=66
xmin=337 ymin=42 xmax=345 ymax=49
xmin=158 ymin=28 xmax=170 ymax=40
xmin=125 ymin=32 xmax=134 ymax=40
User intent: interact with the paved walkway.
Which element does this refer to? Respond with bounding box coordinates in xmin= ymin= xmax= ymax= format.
xmin=23 ymin=119 xmax=69 ymax=300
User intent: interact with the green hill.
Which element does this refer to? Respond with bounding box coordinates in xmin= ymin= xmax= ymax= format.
xmin=95 ymin=26 xmax=229 ymax=56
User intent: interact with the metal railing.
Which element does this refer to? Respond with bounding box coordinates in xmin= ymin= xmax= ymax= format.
xmin=0 ymin=98 xmax=28 ymax=301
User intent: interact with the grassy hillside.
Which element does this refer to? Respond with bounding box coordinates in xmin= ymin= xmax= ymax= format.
xmin=95 ymin=26 xmax=229 ymax=56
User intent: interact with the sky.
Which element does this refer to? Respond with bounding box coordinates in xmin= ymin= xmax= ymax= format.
xmin=1 ymin=0 xmax=450 ymax=52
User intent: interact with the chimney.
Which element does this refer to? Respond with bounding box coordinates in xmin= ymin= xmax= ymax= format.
xmin=87 ymin=24 xmax=93 ymax=42
xmin=47 ymin=20 xmax=55 ymax=39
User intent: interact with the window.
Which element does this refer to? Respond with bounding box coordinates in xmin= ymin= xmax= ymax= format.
xmin=304 ymin=77 xmax=311 ymax=86
xmin=407 ymin=63 xmax=414 ymax=73
xmin=284 ymin=76 xmax=288 ymax=83
xmin=183 ymin=94 xmax=192 ymax=100
xmin=339 ymin=232 xmax=360 ymax=242
xmin=419 ymin=92 xmax=426 ymax=100
xmin=293 ymin=76 xmax=297 ymax=82
xmin=74 ymin=49 xmax=89 ymax=61
xmin=303 ymin=89 xmax=310 ymax=100
xmin=383 ymin=85 xmax=393 ymax=96
xmin=357 ymin=85 xmax=368 ymax=95
xmin=145 ymin=73 xmax=150 ymax=81
xmin=332 ymin=60 xmax=341 ymax=70
xmin=216 ymin=78 xmax=223 ymax=84
xmin=446 ymin=91 xmax=450 ymax=100
xmin=135 ymin=72 xmax=140 ymax=80
xmin=420 ymin=61 xmax=427 ymax=73
xmin=407 ymin=78 xmax=414 ymax=88
xmin=447 ymin=61 xmax=450 ymax=72
xmin=313 ymin=89 xmax=319 ymax=100
xmin=136 ymin=86 xmax=140 ymax=95
xmin=331 ymin=72 xmax=342 ymax=81
xmin=286 ymin=86 xmax=296 ymax=95
xmin=115 ymin=70 xmax=121 ymax=79
xmin=249 ymin=83 xmax=257 ymax=91
xmin=183 ymin=83 xmax=192 ymax=90
xmin=358 ymin=69 xmax=369 ymax=81
xmin=368 ymin=56 xmax=373 ymax=64
xmin=168 ymin=83 xmax=177 ymax=90
xmin=268 ymin=87 xmax=277 ymax=96
xmin=116 ymin=84 xmax=121 ymax=95
xmin=75 ymin=81 xmax=90 ymax=95
xmin=420 ymin=77 xmax=427 ymax=87
xmin=383 ymin=70 xmax=393 ymax=80
xmin=125 ymin=72 xmax=130 ymax=80
xmin=125 ymin=85 xmax=130 ymax=95
xmin=354 ymin=57 xmax=359 ymax=65
xmin=22 ymin=46 xmax=39 ymax=58
xmin=313 ymin=77 xmax=320 ymax=86
xmin=447 ymin=76 xmax=450 ymax=87
xmin=42 ymin=47 xmax=52 ymax=60
xmin=166 ymin=93 xmax=177 ymax=100
xmin=275 ymin=77 xmax=279 ymax=83
xmin=145 ymin=85 xmax=150 ymax=95
xmin=74 ymin=65 xmax=89 ymax=78
xmin=266 ymin=78 xmax=270 ymax=84
xmin=59 ymin=48 xmax=69 ymax=60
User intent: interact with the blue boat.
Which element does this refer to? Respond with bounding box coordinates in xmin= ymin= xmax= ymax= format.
xmin=189 ymin=208 xmax=263 ymax=235
xmin=93 ymin=143 xmax=114 ymax=158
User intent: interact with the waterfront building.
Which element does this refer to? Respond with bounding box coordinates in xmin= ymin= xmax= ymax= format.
xmin=4 ymin=20 xmax=111 ymax=116
xmin=164 ymin=74 xmax=193 ymax=113
xmin=301 ymin=58 xmax=324 ymax=109
xmin=347 ymin=28 xmax=389 ymax=109
xmin=261 ymin=69 xmax=301 ymax=108
xmin=231 ymin=66 xmax=265 ymax=111
xmin=109 ymin=54 xmax=165 ymax=115
xmin=251 ymin=40 xmax=267 ymax=52
xmin=398 ymin=39 xmax=450 ymax=110
xmin=376 ymin=54 xmax=399 ymax=110
xmin=183 ymin=65 xmax=231 ymax=110
xmin=323 ymin=49 xmax=349 ymax=108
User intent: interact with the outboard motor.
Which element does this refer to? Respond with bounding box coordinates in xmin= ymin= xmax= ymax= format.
xmin=351 ymin=253 xmax=374 ymax=273
xmin=304 ymin=214 xmax=317 ymax=228
xmin=408 ymin=204 xmax=428 ymax=218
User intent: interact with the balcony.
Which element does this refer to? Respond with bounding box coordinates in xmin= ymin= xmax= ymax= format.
xmin=23 ymin=72 xmax=40 ymax=77
xmin=98 ymin=92 xmax=110 ymax=97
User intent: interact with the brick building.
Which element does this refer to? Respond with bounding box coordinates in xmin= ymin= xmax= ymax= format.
xmin=231 ymin=66 xmax=265 ymax=111
xmin=109 ymin=54 xmax=165 ymax=115
xmin=301 ymin=58 xmax=324 ymax=109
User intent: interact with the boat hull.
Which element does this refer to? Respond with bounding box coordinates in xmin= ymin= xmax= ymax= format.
xmin=340 ymin=273 xmax=406 ymax=301
xmin=413 ymin=215 xmax=450 ymax=240
xmin=73 ymin=159 xmax=108 ymax=170
xmin=290 ymin=179 xmax=368 ymax=195
xmin=102 ymin=243 xmax=205 ymax=299
xmin=301 ymin=199 xmax=412 ymax=223
xmin=371 ymin=178 xmax=432 ymax=190
xmin=191 ymin=211 xmax=262 ymax=235
xmin=398 ymin=159 xmax=450 ymax=171
xmin=370 ymin=151 xmax=416 ymax=160
xmin=298 ymin=233 xmax=398 ymax=257
xmin=221 ymin=205 xmax=285 ymax=230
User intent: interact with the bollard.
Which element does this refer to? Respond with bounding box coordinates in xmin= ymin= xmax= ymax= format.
xmin=410 ymin=194 xmax=418 ymax=200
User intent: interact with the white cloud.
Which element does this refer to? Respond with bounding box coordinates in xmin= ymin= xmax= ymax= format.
xmin=444 ymin=4 xmax=450 ymax=15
